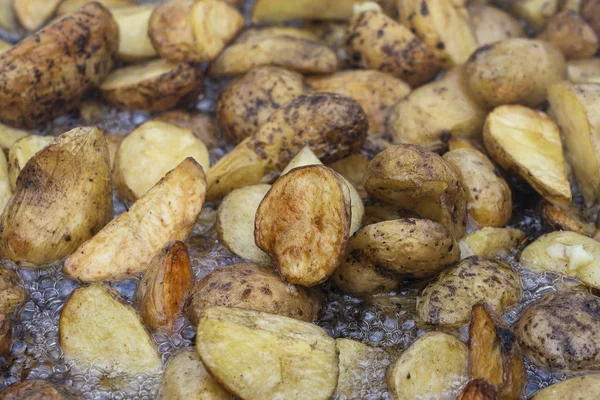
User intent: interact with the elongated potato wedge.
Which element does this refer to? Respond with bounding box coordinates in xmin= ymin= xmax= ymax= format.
xmin=457 ymin=379 xmax=498 ymax=400
xmin=483 ymin=105 xmax=571 ymax=209
xmin=538 ymin=10 xmax=598 ymax=60
xmin=0 ymin=150 xmax=11 ymax=215
xmin=64 ymin=158 xmax=206 ymax=282
xmin=7 ymin=134 xmax=54 ymax=190
xmin=568 ymin=59 xmax=600 ymax=83
xmin=153 ymin=110 xmax=220 ymax=149
xmin=0 ymin=380 xmax=74 ymax=400
xmin=469 ymin=5 xmax=525 ymax=46
xmin=57 ymin=0 xmax=135 ymax=15
xmin=459 ymin=228 xmax=526 ymax=259
xmin=196 ymin=306 xmax=338 ymax=400
xmin=60 ymin=284 xmax=161 ymax=373
xmin=531 ymin=374 xmax=600 ymax=399
xmin=252 ymin=0 xmax=369 ymax=22
xmin=0 ymin=127 xmax=112 ymax=266
xmin=110 ymin=5 xmax=157 ymax=62
xmin=0 ymin=3 xmax=118 ymax=128
xmin=510 ymin=0 xmax=559 ymax=32
xmin=255 ymin=165 xmax=351 ymax=286
xmin=13 ymin=0 xmax=62 ymax=31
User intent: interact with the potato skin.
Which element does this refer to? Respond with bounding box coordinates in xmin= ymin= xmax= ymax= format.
xmin=149 ymin=1 xmax=197 ymax=62
xmin=538 ymin=10 xmax=599 ymax=60
xmin=531 ymin=374 xmax=600 ymax=399
xmin=0 ymin=3 xmax=118 ymax=128
xmin=0 ymin=380 xmax=75 ymax=400
xmin=185 ymin=264 xmax=321 ymax=325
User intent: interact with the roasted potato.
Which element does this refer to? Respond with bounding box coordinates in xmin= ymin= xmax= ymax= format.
xmin=255 ymin=166 xmax=351 ymax=286
xmin=100 ymin=59 xmax=203 ymax=112
xmin=13 ymin=0 xmax=62 ymax=31
xmin=7 ymin=134 xmax=54 ymax=190
xmin=134 ymin=241 xmax=193 ymax=332
xmin=459 ymin=228 xmax=526 ymax=259
xmin=64 ymin=158 xmax=206 ymax=282
xmin=465 ymin=38 xmax=567 ymax=108
xmin=542 ymin=202 xmax=597 ymax=236
xmin=104 ymin=134 xmax=122 ymax=169
xmin=469 ymin=4 xmax=525 ymax=46
xmin=206 ymin=93 xmax=368 ymax=200
xmin=510 ymin=0 xmax=560 ymax=32
xmin=417 ymin=256 xmax=522 ymax=326
xmin=567 ymin=58 xmax=600 ymax=82
xmin=0 ymin=3 xmax=118 ymax=128
xmin=186 ymin=263 xmax=321 ymax=325
xmin=538 ymin=10 xmax=599 ymax=59
xmin=0 ymin=150 xmax=11 ymax=214
xmin=196 ymin=306 xmax=339 ymax=400
xmin=346 ymin=9 xmax=440 ymax=87
xmin=110 ymin=5 xmax=157 ymax=62
xmin=0 ymin=127 xmax=112 ymax=266
xmin=0 ymin=313 xmax=11 ymax=355
xmin=0 ymin=266 xmax=27 ymax=314
xmin=386 ymin=331 xmax=468 ymax=400
xmin=0 ymin=380 xmax=75 ymax=400
xmin=582 ymin=0 xmax=600 ymax=37
xmin=531 ymin=374 xmax=600 ymax=399
xmin=0 ymin=40 xmax=11 ymax=53
xmin=60 ymin=284 xmax=161 ymax=373
xmin=364 ymin=144 xmax=468 ymax=238
xmin=483 ymin=105 xmax=572 ymax=209
xmin=217 ymin=67 xmax=307 ymax=144
xmin=57 ymin=0 xmax=135 ymax=15
xmin=457 ymin=379 xmax=498 ymax=400
xmin=515 ymin=290 xmax=600 ymax=371
xmin=153 ymin=110 xmax=220 ymax=149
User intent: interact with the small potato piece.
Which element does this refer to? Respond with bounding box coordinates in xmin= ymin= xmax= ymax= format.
xmin=0 ymin=380 xmax=74 ymax=400
xmin=196 ymin=306 xmax=339 ymax=400
xmin=457 ymin=379 xmax=498 ymax=400
xmin=483 ymin=105 xmax=572 ymax=209
xmin=538 ymin=10 xmax=599 ymax=60
xmin=255 ymin=166 xmax=351 ymax=286
xmin=64 ymin=158 xmax=206 ymax=282
xmin=417 ymin=256 xmax=522 ymax=326
xmin=510 ymin=0 xmax=560 ymax=32
xmin=252 ymin=0 xmax=369 ymax=22
xmin=191 ymin=0 xmax=245 ymax=61
xmin=134 ymin=241 xmax=193 ymax=332
xmin=186 ymin=263 xmax=321 ymax=325
xmin=531 ymin=374 xmax=600 ymax=399
xmin=113 ymin=121 xmax=210 ymax=202
xmin=0 ymin=127 xmax=112 ymax=266
xmin=542 ymin=203 xmax=596 ymax=236
xmin=364 ymin=144 xmax=468 ymax=238
xmin=217 ymin=67 xmax=307 ymax=145
xmin=568 ymin=58 xmax=600 ymax=83
xmin=469 ymin=5 xmax=525 ymax=46
xmin=460 ymin=228 xmax=526 ymax=259
xmin=57 ymin=0 xmax=135 ymax=15
xmin=346 ymin=10 xmax=440 ymax=87
xmin=388 ymin=67 xmax=488 ymax=152
xmin=110 ymin=5 xmax=157 ymax=62
xmin=7 ymin=134 xmax=54 ymax=190
xmin=0 ymin=150 xmax=11 ymax=214
xmin=158 ymin=348 xmax=232 ymax=400
xmin=153 ymin=110 xmax=220 ymax=149
xmin=386 ymin=331 xmax=468 ymax=400
xmin=444 ymin=148 xmax=512 ymax=228
xmin=307 ymin=70 xmax=410 ymax=137
xmin=0 ymin=266 xmax=27 ymax=314
xmin=13 ymin=0 xmax=62 ymax=31
xmin=100 ymin=59 xmax=203 ymax=112
xmin=515 ymin=290 xmax=600 ymax=371
xmin=465 ymin=39 xmax=567 ymax=108
xmin=0 ymin=3 xmax=118 ymax=128
xmin=0 ymin=124 xmax=27 ymax=150
xmin=60 ymin=284 xmax=161 ymax=373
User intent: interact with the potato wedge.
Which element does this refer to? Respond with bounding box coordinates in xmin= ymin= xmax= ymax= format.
xmin=568 ymin=58 xmax=600 ymax=83
xmin=483 ymin=105 xmax=572 ymax=209
xmin=386 ymin=332 xmax=468 ymax=400
xmin=538 ymin=10 xmax=599 ymax=60
xmin=0 ymin=380 xmax=74 ymax=400
xmin=469 ymin=4 xmax=525 ymax=46
xmin=0 ymin=127 xmax=112 ymax=266
xmin=60 ymin=284 xmax=160 ymax=373
xmin=7 ymin=134 xmax=54 ymax=190
xmin=158 ymin=348 xmax=232 ymax=400
xmin=510 ymin=0 xmax=560 ymax=32
xmin=57 ymin=0 xmax=135 ymax=15
xmin=196 ymin=306 xmax=338 ymax=400
xmin=100 ymin=59 xmax=203 ymax=112
xmin=13 ymin=0 xmax=62 ymax=31
xmin=206 ymin=93 xmax=368 ymax=200
xmin=0 ymin=3 xmax=118 ymax=128
xmin=459 ymin=228 xmax=526 ymax=259
xmin=252 ymin=0 xmax=370 ymax=22
xmin=457 ymin=379 xmax=498 ymax=400
xmin=0 ymin=266 xmax=27 ymax=314
xmin=186 ymin=263 xmax=321 ymax=325
xmin=110 ymin=5 xmax=157 ymax=62
xmin=255 ymin=165 xmax=351 ymax=286
xmin=346 ymin=9 xmax=440 ymax=87
xmin=64 ymin=158 xmax=206 ymax=282
xmin=542 ymin=202 xmax=596 ymax=236
xmin=0 ymin=150 xmax=11 ymax=215
xmin=531 ymin=374 xmax=600 ymax=399
xmin=153 ymin=110 xmax=220 ymax=149
xmin=134 ymin=241 xmax=193 ymax=332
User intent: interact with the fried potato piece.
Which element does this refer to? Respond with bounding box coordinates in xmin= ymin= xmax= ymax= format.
xmin=206 ymin=93 xmax=368 ymax=200
xmin=100 ymin=59 xmax=203 ymax=112
xmin=114 ymin=121 xmax=209 ymax=202
xmin=0 ymin=313 xmax=11 ymax=355
xmin=217 ymin=67 xmax=307 ymax=144
xmin=134 ymin=241 xmax=193 ymax=332
xmin=567 ymin=58 xmax=600 ymax=83
xmin=332 ymin=252 xmax=400 ymax=297
xmin=346 ymin=9 xmax=440 ymax=87
xmin=64 ymin=158 xmax=206 ymax=282
xmin=158 ymin=348 xmax=232 ymax=400
xmin=531 ymin=374 xmax=600 ymax=399
xmin=0 ymin=150 xmax=11 ymax=214
xmin=538 ymin=10 xmax=599 ymax=60
xmin=510 ymin=0 xmax=560 ymax=32
xmin=255 ymin=165 xmax=351 ymax=286
xmin=110 ymin=5 xmax=157 ymax=62
xmin=417 ymin=256 xmax=522 ymax=326
xmin=186 ymin=263 xmax=321 ymax=325
xmin=153 ymin=110 xmax=220 ymax=149
xmin=0 ymin=266 xmax=27 ymax=314
xmin=0 ymin=124 xmax=27 ymax=150
xmin=13 ymin=0 xmax=61 ymax=31
xmin=57 ymin=0 xmax=135 ymax=15
xmin=469 ymin=5 xmax=525 ymax=46
xmin=483 ymin=105 xmax=572 ymax=209
xmin=459 ymin=228 xmax=526 ymax=259
xmin=542 ymin=203 xmax=596 ymax=236
xmin=0 ymin=380 xmax=74 ymax=400
xmin=7 ymin=134 xmax=54 ymax=190
xmin=364 ymin=144 xmax=468 ymax=238
xmin=252 ymin=0 xmax=370 ymax=22
xmin=60 ymin=284 xmax=161 ymax=373
xmin=196 ymin=306 xmax=338 ymax=400
xmin=0 ymin=3 xmax=118 ymax=128
xmin=387 ymin=332 xmax=468 ymax=400
xmin=0 ymin=127 xmax=112 ymax=266
xmin=457 ymin=379 xmax=498 ymax=400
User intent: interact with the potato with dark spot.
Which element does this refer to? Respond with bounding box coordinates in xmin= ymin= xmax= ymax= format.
xmin=0 ymin=266 xmax=27 ymax=314
xmin=186 ymin=263 xmax=321 ymax=325
xmin=469 ymin=4 xmax=525 ymax=46
xmin=0 ymin=380 xmax=76 ymax=400
xmin=538 ymin=10 xmax=598 ymax=60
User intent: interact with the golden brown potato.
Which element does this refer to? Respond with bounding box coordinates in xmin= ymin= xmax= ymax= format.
xmin=134 ymin=241 xmax=193 ymax=332
xmin=364 ymin=144 xmax=468 ymax=238
xmin=0 ymin=380 xmax=74 ymax=400
xmin=469 ymin=4 xmax=525 ymax=46
xmin=459 ymin=228 xmax=526 ymax=259
xmin=255 ymin=165 xmax=351 ymax=286
xmin=60 ymin=284 xmax=161 ymax=373
xmin=0 ymin=127 xmax=112 ymax=266
xmin=64 ymin=158 xmax=206 ymax=282
xmin=110 ymin=5 xmax=157 ymax=62
xmin=217 ymin=67 xmax=307 ymax=144
xmin=13 ymin=0 xmax=62 ymax=31
xmin=483 ymin=105 xmax=572 ymax=209
xmin=457 ymin=379 xmax=498 ymax=400
xmin=153 ymin=110 xmax=220 ymax=149
xmin=252 ymin=0 xmax=371 ymax=22
xmin=582 ymin=0 xmax=600 ymax=37
xmin=100 ymin=59 xmax=203 ymax=112
xmin=206 ymin=93 xmax=368 ymax=200
xmin=196 ymin=306 xmax=338 ymax=400
xmin=417 ymin=256 xmax=522 ymax=326
xmin=567 ymin=58 xmax=600 ymax=82
xmin=0 ymin=3 xmax=118 ymax=128
xmin=542 ymin=202 xmax=596 ymax=236
xmin=388 ymin=67 xmax=488 ymax=152
xmin=510 ymin=0 xmax=560 ymax=32
xmin=57 ymin=0 xmax=135 ymax=15
xmin=7 ymin=134 xmax=54 ymax=190
xmin=0 ymin=266 xmax=27 ymax=314
xmin=346 ymin=9 xmax=440 ymax=87
xmin=186 ymin=263 xmax=321 ymax=325
xmin=538 ymin=10 xmax=599 ymax=59
xmin=465 ymin=39 xmax=567 ymax=108
xmin=531 ymin=374 xmax=600 ymax=399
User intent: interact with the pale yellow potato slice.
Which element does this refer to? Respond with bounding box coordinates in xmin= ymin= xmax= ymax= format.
xmin=14 ymin=0 xmax=62 ymax=31
xmin=110 ymin=5 xmax=157 ymax=62
xmin=460 ymin=227 xmax=526 ymax=259
xmin=7 ymin=134 xmax=54 ymax=190
xmin=191 ymin=0 xmax=245 ymax=61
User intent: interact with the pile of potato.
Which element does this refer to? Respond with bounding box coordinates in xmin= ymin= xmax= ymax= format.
xmin=0 ymin=0 xmax=599 ymax=399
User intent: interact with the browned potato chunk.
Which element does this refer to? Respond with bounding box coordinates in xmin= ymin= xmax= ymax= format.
xmin=13 ymin=0 xmax=62 ymax=31
xmin=538 ymin=10 xmax=599 ymax=59
xmin=153 ymin=110 xmax=220 ymax=149
xmin=460 ymin=228 xmax=526 ymax=259
xmin=531 ymin=374 xmax=600 ymax=399
xmin=457 ymin=379 xmax=498 ymax=400
xmin=7 ymin=134 xmax=54 ymax=190
xmin=0 ymin=380 xmax=74 ymax=400
xmin=469 ymin=4 xmax=525 ymax=46
xmin=568 ymin=58 xmax=600 ymax=82
xmin=510 ymin=0 xmax=560 ymax=32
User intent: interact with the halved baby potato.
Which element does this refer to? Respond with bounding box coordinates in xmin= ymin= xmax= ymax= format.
xmin=13 ymin=0 xmax=62 ymax=31
xmin=7 ymin=134 xmax=54 ymax=190
xmin=459 ymin=227 xmax=526 ymax=259
xmin=0 ymin=124 xmax=28 ymax=150
xmin=332 ymin=250 xmax=400 ymax=297
xmin=110 ymin=5 xmax=157 ymax=62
